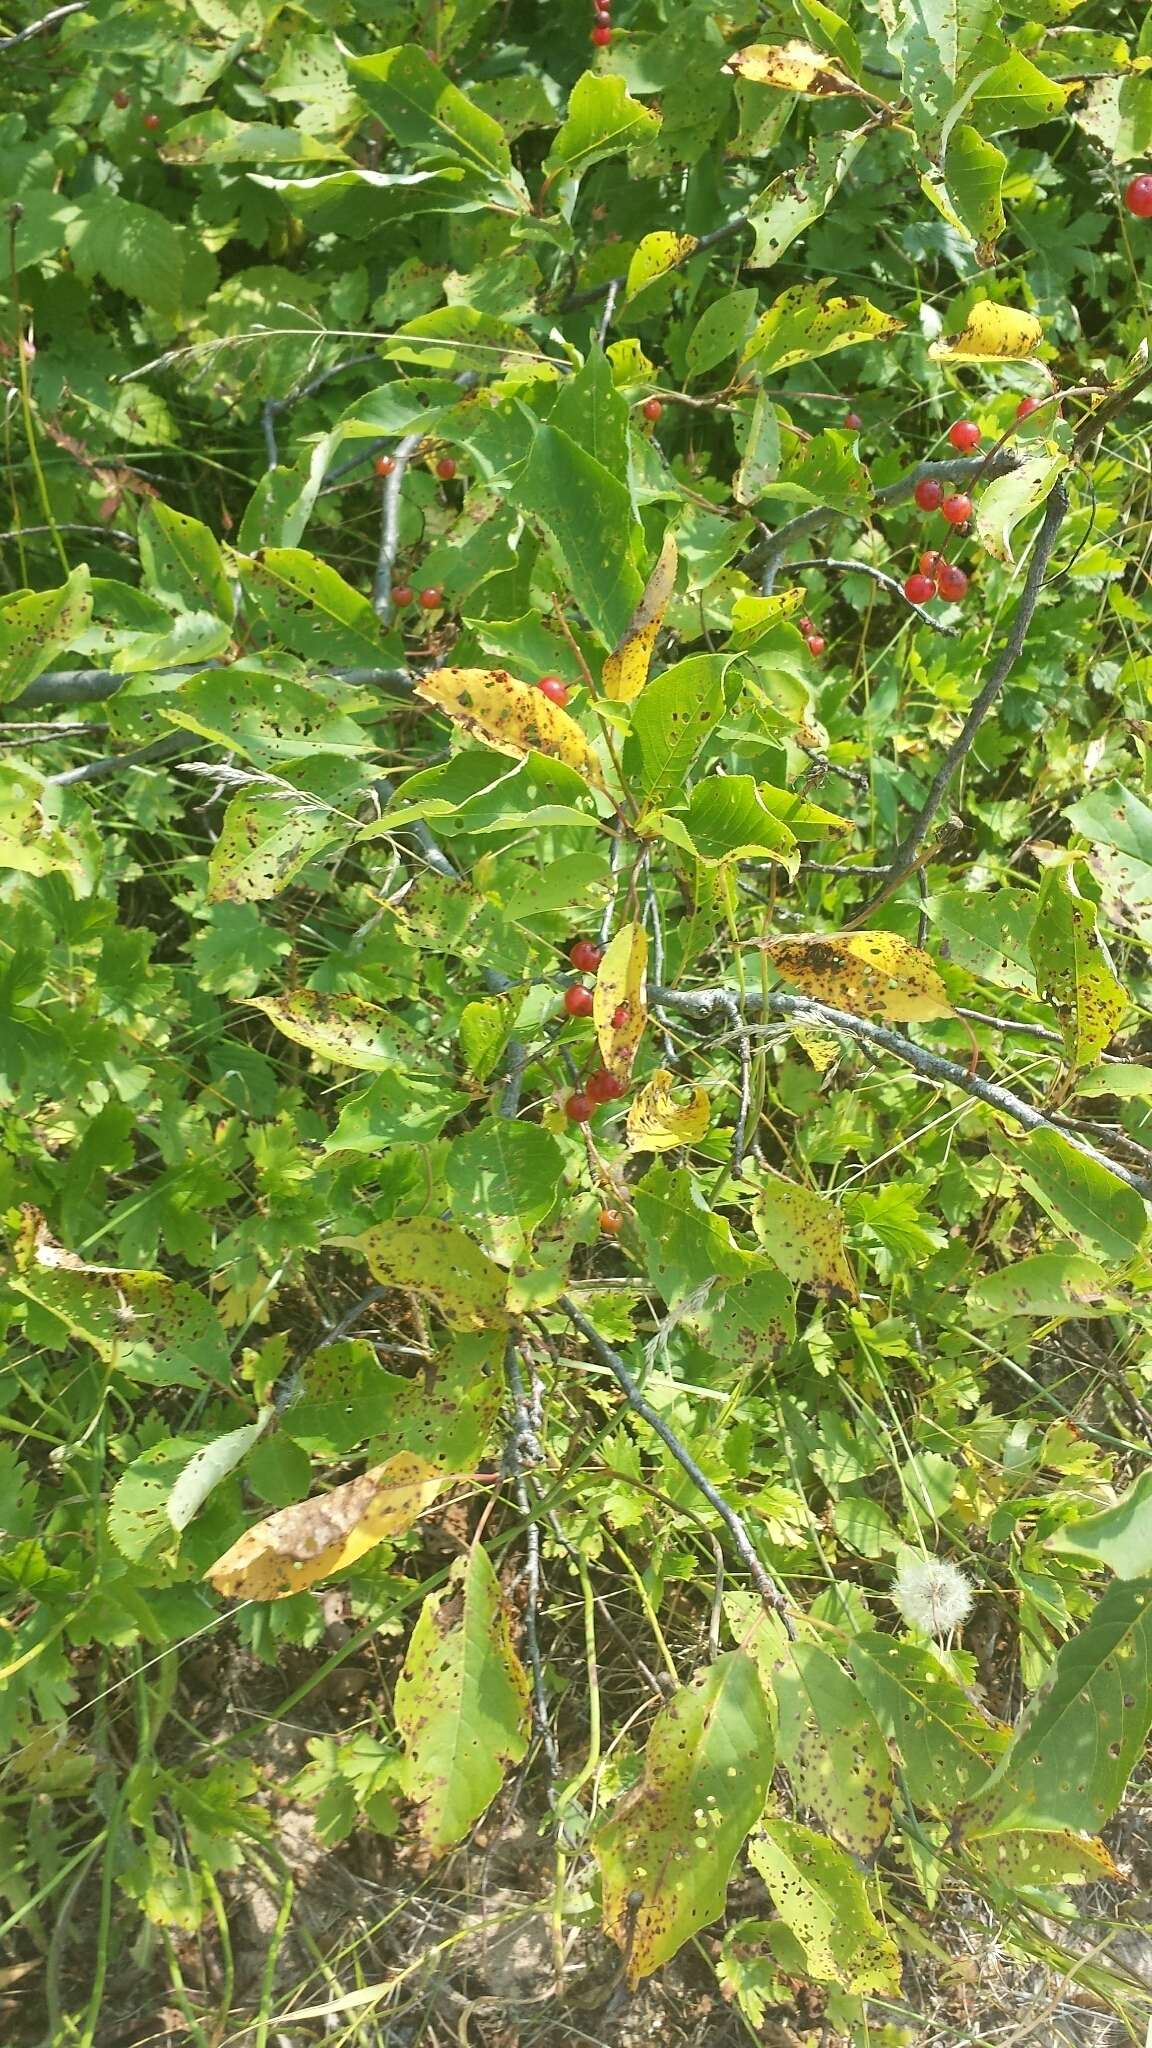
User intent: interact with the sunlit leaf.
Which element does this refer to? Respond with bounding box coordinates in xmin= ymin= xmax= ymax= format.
xmin=747 ymin=1819 xmax=902 ymax=1992
xmin=625 ymin=1069 xmax=711 ymax=1153
xmin=414 ymin=666 xmax=608 ymax=789
xmin=593 ymin=921 xmax=649 ymax=1080
xmin=602 ymin=532 xmax=678 ymax=703
xmin=929 ymin=300 xmax=1044 ymax=362
xmin=750 ymin=1166 xmax=858 ymax=1301
xmin=206 ymin=1453 xmax=443 ymax=1600
xmin=765 ymin=931 xmax=954 ymax=1022
xmin=347 ymin=1217 xmax=511 ymax=1331
xmin=722 ymin=40 xmax=864 ymax=95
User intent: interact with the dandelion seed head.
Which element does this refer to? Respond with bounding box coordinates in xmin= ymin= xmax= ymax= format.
xmin=892 ymin=1550 xmax=974 ymax=1637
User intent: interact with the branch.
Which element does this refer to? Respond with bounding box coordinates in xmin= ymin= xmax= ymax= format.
xmin=44 ymin=733 xmax=189 ymax=787
xmin=558 ymin=1296 xmax=794 ymax=1626
xmin=854 ymin=477 xmax=1069 ymax=921
xmin=787 ymin=557 xmax=960 ymax=636
xmin=260 ymin=352 xmax=380 ymax=470
xmin=748 ymin=450 xmax=1021 ymax=593
xmin=649 ymin=982 xmax=1152 ymax=1199
xmin=372 ymin=429 xmax=424 ymax=623
xmin=0 ymin=1 xmax=85 ymax=49
xmin=11 ymin=662 xmax=415 ymax=710
xmin=503 ymin=1341 xmax=560 ymax=1785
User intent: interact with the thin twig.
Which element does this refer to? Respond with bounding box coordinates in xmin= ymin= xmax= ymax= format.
xmin=785 ymin=557 xmax=961 ymax=635
xmin=0 ymin=1 xmax=85 ymax=49
xmin=373 ymin=775 xmax=458 ymax=882
xmin=558 ymin=1296 xmax=794 ymax=1626
xmin=44 ymin=734 xmax=189 ymax=787
xmin=649 ymin=982 xmax=1152 ymax=1198
xmin=559 ymin=214 xmax=749 ymax=313
xmin=596 ymin=279 xmax=620 ymax=349
xmin=261 ymin=351 xmax=379 ymax=470
xmin=372 ymin=429 xmax=423 ymax=623
xmin=854 ymin=478 xmax=1069 ymax=922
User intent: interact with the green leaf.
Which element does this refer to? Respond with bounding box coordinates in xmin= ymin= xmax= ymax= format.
xmin=747 ymin=1819 xmax=902 ymax=1992
xmin=394 ymin=1541 xmax=530 ymax=1852
xmin=163 ymin=111 xmax=348 ymax=165
xmin=998 ymin=1127 xmax=1147 ymax=1263
xmin=444 ymin=1117 xmax=565 ymax=1262
xmin=961 ymin=1578 xmax=1152 ymax=1837
xmin=1029 ymin=868 xmax=1126 ymax=1067
xmin=923 ymin=886 xmax=1037 ymax=991
xmin=775 ymin=1643 xmax=895 ymax=1856
xmin=742 ymin=281 xmax=903 ymax=374
xmin=208 ymin=758 xmax=363 ymax=903
xmin=348 ymin=1218 xmax=510 ymax=1331
xmin=159 ymin=671 xmax=370 ymax=767
xmin=514 ymin=424 xmax=643 ymax=649
xmin=550 ymin=343 xmax=630 ymax=482
xmin=733 ymin=389 xmax=782 ymax=504
xmin=68 ymin=197 xmax=203 ymax=314
xmin=971 ymin=52 xmax=1070 ymax=135
xmin=848 ymin=1631 xmax=1010 ymax=1810
xmin=284 ymin=1333 xmax=502 ymax=1469
xmin=1048 ymin=1473 xmax=1152 ymax=1581
xmin=0 ymin=568 xmax=92 ymax=703
xmin=543 ymin=71 xmax=661 ymax=186
xmin=594 ymin=1653 xmax=775 ymax=1983
xmin=238 ymin=548 xmax=385 ymax=666
xmin=8 ymin=1243 xmax=228 ymax=1389
xmin=686 ymin=289 xmax=759 ymax=379
xmin=745 ymin=134 xmax=866 ymax=270
xmin=349 ymin=47 xmax=515 ymax=185
xmin=888 ymin=0 xmax=1002 ymax=147
xmin=750 ymin=1165 xmax=858 ymax=1300
xmin=969 ymin=1252 xmax=1121 ymax=1322
xmin=623 ymin=654 xmax=729 ymax=809
xmin=975 ymin=453 xmax=1067 ymax=563
xmin=138 ymin=502 xmax=233 ymax=619
xmin=679 ymin=776 xmax=800 ymax=870
xmin=1066 ymin=783 xmax=1152 ymax=942
xmin=937 ymin=124 xmax=1006 ymax=257
xmin=167 ymin=1412 xmax=274 ymax=1531
xmin=110 ymin=1438 xmax=204 ymax=1562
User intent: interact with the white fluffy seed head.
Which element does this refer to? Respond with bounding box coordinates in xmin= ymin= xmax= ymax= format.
xmin=891 ymin=1550 xmax=975 ymax=1637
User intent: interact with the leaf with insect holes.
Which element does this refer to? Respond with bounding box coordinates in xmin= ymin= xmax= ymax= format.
xmin=765 ymin=931 xmax=954 ymax=1022
xmin=625 ymin=1069 xmax=711 ymax=1153
xmin=1047 ymin=1471 xmax=1152 ymax=1581
xmin=1029 ymin=866 xmax=1125 ymax=1067
xmin=594 ymin=1652 xmax=775 ymax=1984
xmin=750 ymin=1165 xmax=858 ymax=1300
xmin=248 ymin=989 xmax=433 ymax=1070
xmin=602 ymin=531 xmax=678 ymax=703
xmin=209 ymin=758 xmax=365 ymax=903
xmin=237 ymin=547 xmax=386 ymax=667
xmin=747 ymin=1820 xmax=901 ymax=1993
xmin=929 ymin=301 xmax=1043 ymax=362
xmin=976 ymin=452 xmax=1067 ymax=564
xmin=625 ymin=232 xmax=699 ymax=303
xmin=593 ymin=921 xmax=648 ymax=1080
xmin=395 ymin=1540 xmax=530 ymax=1853
xmin=0 ymin=567 xmax=92 ymax=703
xmin=205 ymin=1452 xmax=443 ymax=1600
xmin=346 ymin=1216 xmax=511 ymax=1330
xmin=848 ymin=1631 xmax=1010 ymax=1811
xmin=970 ymin=1829 xmax=1119 ymax=1888
xmin=745 ymin=132 xmax=867 ymax=272
xmin=723 ymin=40 xmax=866 ymax=96
xmin=774 ymin=1642 xmax=895 ymax=1857
xmin=415 ymin=666 xmax=607 ymax=789
xmin=742 ymin=282 xmax=903 ymax=375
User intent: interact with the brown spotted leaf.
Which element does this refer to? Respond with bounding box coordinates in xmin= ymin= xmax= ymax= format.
xmin=415 ymin=666 xmax=607 ymax=789
xmin=602 ymin=530 xmax=678 ymax=702
xmin=394 ymin=1540 xmax=530 ymax=1853
xmin=929 ymin=300 xmax=1043 ymax=362
xmin=750 ymin=1165 xmax=858 ymax=1302
xmin=0 ymin=566 xmax=92 ymax=703
xmin=969 ymin=1828 xmax=1119 ymax=1888
xmin=625 ymin=1069 xmax=711 ymax=1153
xmin=347 ymin=1216 xmax=511 ymax=1331
xmin=775 ymin=1643 xmax=895 ymax=1858
xmin=248 ymin=989 xmax=435 ymax=1072
xmin=625 ymin=232 xmax=699 ymax=301
xmin=594 ymin=1652 xmax=775 ymax=1985
xmin=593 ymin=921 xmax=649 ymax=1079
xmin=747 ymin=1821 xmax=901 ymax=1994
xmin=1030 ymin=867 xmax=1125 ymax=1069
xmin=206 ymin=1452 xmax=443 ymax=1600
xmin=723 ymin=40 xmax=866 ymax=97
xmin=765 ymin=930 xmax=954 ymax=1023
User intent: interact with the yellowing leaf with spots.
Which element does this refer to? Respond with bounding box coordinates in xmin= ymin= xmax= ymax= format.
xmin=742 ymin=282 xmax=903 ymax=376
xmin=625 ymin=231 xmax=698 ymax=302
xmin=248 ymin=989 xmax=424 ymax=1071
xmin=593 ymin=921 xmax=649 ymax=1080
xmin=602 ymin=531 xmax=678 ymax=703
xmin=748 ymin=1820 xmax=902 ymax=1994
xmin=929 ymin=300 xmax=1043 ymax=362
xmin=348 ymin=1217 xmax=511 ymax=1330
xmin=594 ymin=1652 xmax=775 ymax=1984
xmin=765 ymin=931 xmax=954 ymax=1022
xmin=750 ymin=1165 xmax=858 ymax=1302
xmin=723 ymin=40 xmax=864 ymax=97
xmin=976 ymin=452 xmax=1067 ymax=564
xmin=775 ymin=1643 xmax=895 ymax=1857
xmin=415 ymin=667 xmax=607 ymax=790
xmin=626 ymin=1069 xmax=711 ymax=1153
xmin=206 ymin=1453 xmax=443 ymax=1601
xmin=1030 ymin=866 xmax=1125 ymax=1068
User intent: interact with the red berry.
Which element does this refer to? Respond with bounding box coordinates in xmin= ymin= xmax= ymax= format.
xmin=564 ymin=983 xmax=595 ymax=1018
xmin=587 ymin=1068 xmax=625 ymax=1103
xmin=919 ymin=550 xmax=944 ymax=579
xmin=569 ymin=939 xmax=604 ymax=973
xmin=1015 ymin=396 xmax=1041 ymax=420
xmin=593 ymin=5 xmax=612 ymax=19
xmin=611 ymin=1003 xmax=629 ymax=1028
xmin=903 ymin=572 xmax=936 ymax=605
xmin=374 ymin=455 xmax=396 ymax=477
xmin=806 ymin=633 xmax=825 ymax=657
xmin=936 ymin=562 xmax=969 ymax=602
xmin=591 ymin=21 xmax=612 ymax=42
xmin=537 ymin=675 xmax=570 ymax=707
xmin=641 ymin=397 xmax=663 ymax=422
xmin=948 ymin=419 xmax=981 ymax=452
xmin=914 ymin=478 xmax=944 ymax=512
xmin=418 ymin=585 xmax=443 ymax=609
xmin=392 ymin=583 xmax=414 ymax=606
xmin=843 ymin=411 xmax=862 ymax=430
xmin=797 ymin=615 xmax=813 ymax=634
xmin=1124 ymin=174 xmax=1152 ymax=219
xmin=435 ymin=456 xmax=457 ymax=479
xmin=565 ymin=1092 xmax=594 ymax=1122
xmin=941 ymin=493 xmax=972 ymax=527
xmin=599 ymin=1207 xmax=622 ymax=1235
xmin=113 ymin=89 xmax=130 ymax=108
xmin=143 ymin=112 xmax=160 ymax=130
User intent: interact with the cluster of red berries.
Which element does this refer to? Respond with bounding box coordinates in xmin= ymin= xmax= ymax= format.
xmin=903 ymin=551 xmax=968 ymax=606
xmin=797 ymin=615 xmax=825 ymax=658
xmin=560 ymin=940 xmax=629 ymax=1121
xmin=900 ymin=419 xmax=984 ymax=604
xmin=391 ymin=582 xmax=443 ymax=610
xmin=591 ymin=0 xmax=613 ymax=46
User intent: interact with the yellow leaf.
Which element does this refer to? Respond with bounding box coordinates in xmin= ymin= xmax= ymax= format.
xmin=626 ymin=1069 xmax=711 ymax=1152
xmin=593 ymin=921 xmax=649 ymax=1080
xmin=625 ymin=231 xmax=699 ymax=302
xmin=751 ymin=1164 xmax=858 ymax=1301
xmin=415 ymin=667 xmax=607 ymax=790
xmin=206 ymin=1453 xmax=443 ymax=1601
xmin=929 ymin=301 xmax=1043 ymax=363
xmin=765 ymin=931 xmax=954 ymax=1022
xmin=723 ymin=40 xmax=864 ymax=96
xmin=602 ymin=532 xmax=678 ymax=703
xmin=349 ymin=1216 xmax=511 ymax=1331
